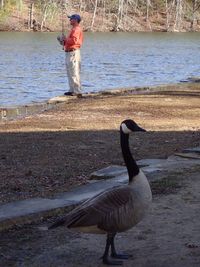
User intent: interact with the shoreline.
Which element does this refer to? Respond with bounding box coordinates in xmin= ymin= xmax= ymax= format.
xmin=0 ymin=82 xmax=198 ymax=121
xmin=0 ymin=86 xmax=153 ymax=121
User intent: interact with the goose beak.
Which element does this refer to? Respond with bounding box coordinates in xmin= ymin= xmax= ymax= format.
xmin=137 ymin=127 xmax=146 ymax=132
xmin=132 ymin=124 xmax=146 ymax=132
xmin=121 ymin=120 xmax=146 ymax=133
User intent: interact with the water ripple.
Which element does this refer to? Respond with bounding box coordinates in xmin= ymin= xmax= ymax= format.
xmin=0 ymin=32 xmax=200 ymax=107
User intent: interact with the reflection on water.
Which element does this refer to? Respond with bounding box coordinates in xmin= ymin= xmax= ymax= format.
xmin=0 ymin=32 xmax=200 ymax=107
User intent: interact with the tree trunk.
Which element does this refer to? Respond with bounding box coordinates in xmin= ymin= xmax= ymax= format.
xmin=115 ymin=0 xmax=124 ymax=31
xmin=166 ymin=0 xmax=170 ymax=31
xmin=0 ymin=0 xmax=4 ymax=9
xmin=190 ymin=0 xmax=197 ymax=31
xmin=41 ymin=6 xmax=48 ymax=31
xmin=79 ymin=0 xmax=83 ymax=11
xmin=17 ymin=0 xmax=23 ymax=11
xmin=174 ymin=0 xmax=183 ymax=31
xmin=146 ymin=0 xmax=152 ymax=30
xmin=28 ymin=3 xmax=34 ymax=30
xmin=91 ymin=0 xmax=98 ymax=30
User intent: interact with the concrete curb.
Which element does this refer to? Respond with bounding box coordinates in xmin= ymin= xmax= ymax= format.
xmin=0 ymin=174 xmax=128 ymax=231
xmin=0 ymin=149 xmax=200 ymax=232
xmin=1 ymin=83 xmax=196 ymax=121
xmin=0 ymin=102 xmax=57 ymax=121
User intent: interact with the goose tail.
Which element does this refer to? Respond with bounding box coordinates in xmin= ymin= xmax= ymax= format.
xmin=48 ymin=217 xmax=66 ymax=229
xmin=37 ymin=217 xmax=66 ymax=231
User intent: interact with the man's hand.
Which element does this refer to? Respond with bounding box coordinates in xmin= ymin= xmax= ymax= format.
xmin=57 ymin=34 xmax=65 ymax=45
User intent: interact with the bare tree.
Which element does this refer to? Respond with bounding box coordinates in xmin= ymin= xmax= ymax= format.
xmin=113 ymin=0 xmax=124 ymax=31
xmin=174 ymin=0 xmax=183 ymax=31
xmin=97 ymin=0 xmax=106 ymax=30
xmin=16 ymin=0 xmax=23 ymax=10
xmin=91 ymin=0 xmax=98 ymax=30
xmin=190 ymin=0 xmax=200 ymax=30
xmin=79 ymin=0 xmax=85 ymax=11
xmin=146 ymin=0 xmax=152 ymax=30
xmin=28 ymin=2 xmax=34 ymax=29
xmin=101 ymin=0 xmax=106 ymax=28
xmin=165 ymin=0 xmax=176 ymax=31
xmin=1 ymin=0 xmax=200 ymax=32
xmin=36 ymin=0 xmax=61 ymax=31
xmin=165 ymin=0 xmax=169 ymax=30
xmin=0 ymin=0 xmax=4 ymax=9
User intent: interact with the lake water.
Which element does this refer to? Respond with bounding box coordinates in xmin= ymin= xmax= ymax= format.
xmin=0 ymin=32 xmax=200 ymax=107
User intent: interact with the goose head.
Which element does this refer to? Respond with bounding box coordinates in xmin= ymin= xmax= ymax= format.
xmin=120 ymin=119 xmax=146 ymax=181
xmin=120 ymin=119 xmax=146 ymax=134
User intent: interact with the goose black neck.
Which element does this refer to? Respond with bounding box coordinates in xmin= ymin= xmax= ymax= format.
xmin=120 ymin=130 xmax=139 ymax=181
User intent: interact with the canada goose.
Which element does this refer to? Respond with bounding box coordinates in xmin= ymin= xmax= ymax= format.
xmin=48 ymin=119 xmax=152 ymax=265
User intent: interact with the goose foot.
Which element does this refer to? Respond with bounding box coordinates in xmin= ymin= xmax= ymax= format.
xmin=102 ymin=233 xmax=125 ymax=265
xmin=111 ymin=253 xmax=132 ymax=259
xmin=102 ymin=257 xmax=123 ymax=265
xmin=110 ymin=234 xmax=132 ymax=260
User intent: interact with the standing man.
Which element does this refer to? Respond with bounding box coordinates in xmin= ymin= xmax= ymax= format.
xmin=57 ymin=14 xmax=83 ymax=97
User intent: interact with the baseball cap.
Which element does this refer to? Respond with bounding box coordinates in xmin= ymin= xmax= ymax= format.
xmin=68 ymin=14 xmax=81 ymax=23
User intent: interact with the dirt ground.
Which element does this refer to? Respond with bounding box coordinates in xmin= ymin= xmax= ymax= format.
xmin=0 ymin=83 xmax=199 ymax=204
xmin=0 ymin=83 xmax=200 ymax=266
xmin=1 ymin=168 xmax=200 ymax=267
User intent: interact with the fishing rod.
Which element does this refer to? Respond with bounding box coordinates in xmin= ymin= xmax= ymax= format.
xmin=61 ymin=0 xmax=64 ymax=35
xmin=61 ymin=0 xmax=65 ymax=49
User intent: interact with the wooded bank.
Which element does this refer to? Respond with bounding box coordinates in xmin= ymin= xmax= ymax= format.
xmin=0 ymin=0 xmax=200 ymax=32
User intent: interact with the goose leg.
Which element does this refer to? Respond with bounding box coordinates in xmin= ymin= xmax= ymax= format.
xmin=102 ymin=233 xmax=123 ymax=265
xmin=111 ymin=234 xmax=132 ymax=260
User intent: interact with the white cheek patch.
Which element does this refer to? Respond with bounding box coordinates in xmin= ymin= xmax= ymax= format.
xmin=121 ymin=123 xmax=131 ymax=134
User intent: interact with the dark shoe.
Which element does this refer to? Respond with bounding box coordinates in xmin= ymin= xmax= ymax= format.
xmin=76 ymin=93 xmax=82 ymax=98
xmin=64 ymin=92 xmax=74 ymax=96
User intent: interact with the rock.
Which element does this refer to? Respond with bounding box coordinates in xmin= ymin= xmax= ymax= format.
xmin=90 ymin=165 xmax=127 ymax=180
xmin=183 ymin=147 xmax=200 ymax=154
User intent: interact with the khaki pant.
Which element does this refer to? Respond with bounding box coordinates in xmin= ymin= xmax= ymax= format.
xmin=65 ymin=49 xmax=81 ymax=94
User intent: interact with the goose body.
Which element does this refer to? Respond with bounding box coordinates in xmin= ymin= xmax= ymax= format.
xmin=55 ymin=170 xmax=151 ymax=234
xmin=49 ymin=119 xmax=152 ymax=265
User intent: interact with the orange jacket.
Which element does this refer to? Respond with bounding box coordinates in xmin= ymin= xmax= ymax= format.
xmin=64 ymin=25 xmax=83 ymax=50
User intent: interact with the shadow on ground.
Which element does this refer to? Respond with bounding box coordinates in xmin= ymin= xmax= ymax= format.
xmin=0 ymin=129 xmax=199 ymax=204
